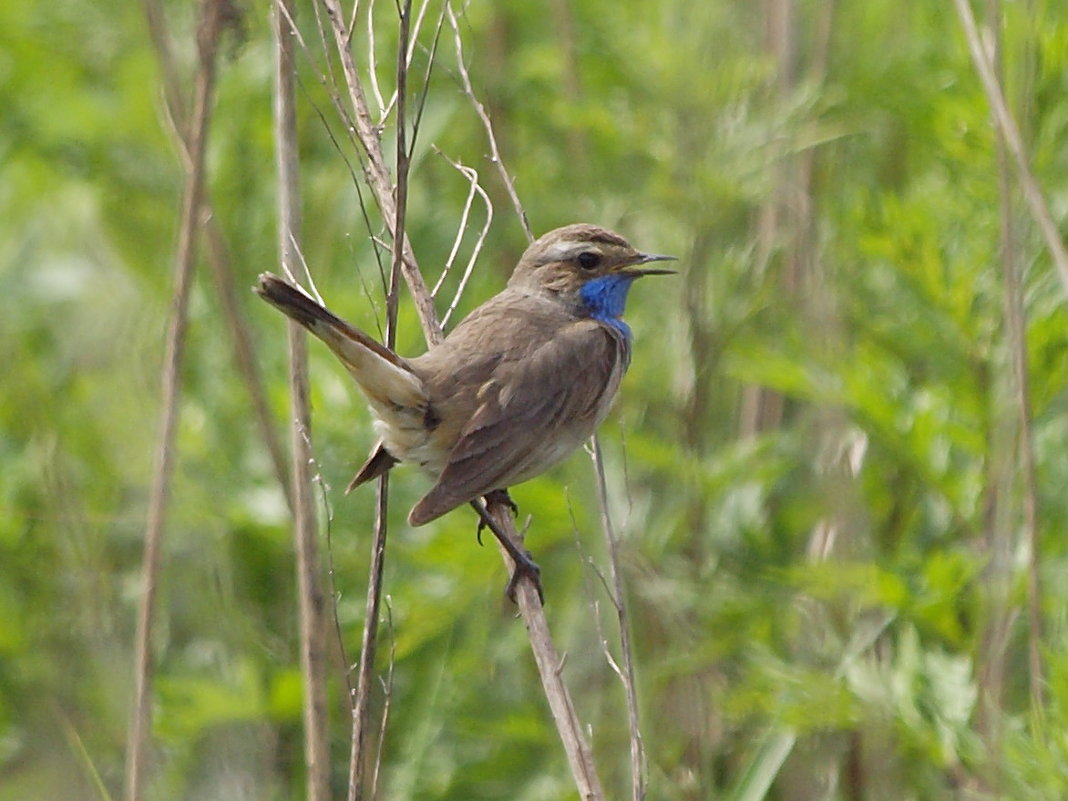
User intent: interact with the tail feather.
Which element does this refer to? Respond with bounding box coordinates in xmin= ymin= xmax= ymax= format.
xmin=346 ymin=442 xmax=400 ymax=492
xmin=254 ymin=273 xmax=428 ymax=414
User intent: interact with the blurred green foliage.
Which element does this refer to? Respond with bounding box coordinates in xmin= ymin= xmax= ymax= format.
xmin=3 ymin=0 xmax=1068 ymax=799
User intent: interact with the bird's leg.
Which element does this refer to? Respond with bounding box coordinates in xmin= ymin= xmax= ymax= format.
xmin=486 ymin=488 xmax=519 ymax=516
xmin=475 ymin=489 xmax=518 ymax=545
xmin=469 ymin=498 xmax=543 ymax=605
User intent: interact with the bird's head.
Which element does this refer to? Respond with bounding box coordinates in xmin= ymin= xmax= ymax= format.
xmin=508 ymin=224 xmax=675 ymax=323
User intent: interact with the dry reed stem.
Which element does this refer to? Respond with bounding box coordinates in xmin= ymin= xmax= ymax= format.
xmin=484 ymin=499 xmax=607 ymax=801
xmin=445 ymin=3 xmax=532 ymax=243
xmin=125 ymin=3 xmax=223 ymax=799
xmin=953 ymin=0 xmax=1068 ymax=296
xmin=591 ymin=436 xmax=646 ymax=801
xmin=975 ymin=0 xmax=1018 ymax=773
xmin=976 ymin=0 xmax=1045 ymax=719
xmin=141 ymin=0 xmax=293 ymax=508
xmin=347 ymin=478 xmax=391 ymax=801
xmin=319 ymin=0 xmax=443 ymax=345
xmin=274 ymin=0 xmax=333 ymax=798
xmin=431 ymin=149 xmax=493 ymax=326
xmin=376 ymin=0 xmax=435 ymax=123
xmin=347 ymin=2 xmax=412 ymax=796
xmin=369 ymin=602 xmax=396 ymax=801
xmin=956 ymin=0 xmax=1047 ymax=717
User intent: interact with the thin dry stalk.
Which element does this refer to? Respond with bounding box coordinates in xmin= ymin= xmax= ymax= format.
xmin=348 ymin=478 xmax=391 ymax=801
xmin=369 ymin=602 xmax=396 ymax=801
xmin=141 ymin=0 xmax=293 ymax=510
xmin=741 ymin=0 xmax=798 ymax=437
xmin=975 ymin=0 xmax=1019 ymax=773
xmin=275 ymin=1 xmax=332 ymax=798
xmin=953 ymin=0 xmax=1068 ymax=296
xmin=388 ymin=0 xmax=412 ymax=343
xmin=202 ymin=221 xmax=295 ymax=511
xmin=366 ymin=0 xmax=386 ymax=114
xmin=377 ymin=0 xmax=435 ymax=123
xmin=431 ymin=149 xmax=493 ymax=326
xmin=445 ymin=2 xmax=532 ymax=243
xmin=140 ymin=0 xmax=187 ymax=142
xmin=989 ymin=54 xmax=1044 ymax=725
xmin=320 ymin=0 xmax=443 ymax=344
xmin=591 ymin=436 xmax=646 ymax=801
xmin=347 ymin=3 xmax=412 ymax=797
xmin=125 ymin=4 xmax=223 ymax=800
xmin=955 ymin=0 xmax=1046 ymax=715
xmin=483 ymin=498 xmax=607 ymax=800
xmin=281 ymin=0 xmax=366 ymax=161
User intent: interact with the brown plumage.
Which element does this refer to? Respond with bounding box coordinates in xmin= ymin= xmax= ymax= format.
xmin=255 ymin=223 xmax=674 ymax=528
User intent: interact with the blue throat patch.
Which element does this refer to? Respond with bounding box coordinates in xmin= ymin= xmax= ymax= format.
xmin=579 ymin=274 xmax=639 ymax=338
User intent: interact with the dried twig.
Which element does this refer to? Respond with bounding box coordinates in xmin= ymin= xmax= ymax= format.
xmin=445 ymin=2 xmax=532 ymax=243
xmin=320 ymin=0 xmax=443 ymax=344
xmin=348 ymin=476 xmax=391 ymax=801
xmin=378 ymin=0 xmax=435 ymax=123
xmin=431 ymin=149 xmax=493 ymax=326
xmin=953 ymin=0 xmax=1068 ymax=296
xmin=369 ymin=601 xmax=396 ymax=801
xmin=974 ymin=1 xmax=1014 ymax=770
xmin=274 ymin=0 xmax=332 ymax=798
xmin=366 ymin=0 xmax=386 ymax=115
xmin=979 ymin=0 xmax=1044 ymax=716
xmin=347 ymin=2 xmax=413 ymax=796
xmin=590 ymin=436 xmax=646 ymax=801
xmin=483 ymin=499 xmax=607 ymax=800
xmin=125 ymin=4 xmax=224 ymax=800
xmin=140 ymin=0 xmax=294 ymax=508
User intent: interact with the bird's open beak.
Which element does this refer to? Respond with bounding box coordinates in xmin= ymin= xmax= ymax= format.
xmin=627 ymin=252 xmax=677 ymax=276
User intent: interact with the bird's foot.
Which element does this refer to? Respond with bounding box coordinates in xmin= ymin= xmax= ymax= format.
xmin=468 ymin=496 xmax=543 ymax=605
xmin=505 ymin=549 xmax=543 ymax=606
xmin=486 ymin=488 xmax=519 ymax=516
xmin=476 ymin=489 xmax=518 ymax=546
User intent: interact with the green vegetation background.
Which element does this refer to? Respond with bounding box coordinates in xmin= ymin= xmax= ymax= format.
xmin=3 ymin=1 xmax=1068 ymax=799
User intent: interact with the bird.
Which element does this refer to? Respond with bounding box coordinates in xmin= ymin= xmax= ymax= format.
xmin=255 ymin=223 xmax=674 ymax=599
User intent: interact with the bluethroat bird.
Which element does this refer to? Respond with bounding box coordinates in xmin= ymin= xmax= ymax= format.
xmin=255 ymin=224 xmax=674 ymax=600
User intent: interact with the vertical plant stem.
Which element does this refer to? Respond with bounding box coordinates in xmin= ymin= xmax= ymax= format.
xmin=201 ymin=220 xmax=294 ymax=511
xmin=348 ymin=480 xmax=390 ymax=801
xmin=976 ymin=0 xmax=1014 ymax=775
xmin=741 ymin=0 xmax=796 ymax=436
xmin=953 ymin=0 xmax=1068 ymax=295
xmin=993 ymin=95 xmax=1045 ymax=725
xmin=956 ymin=0 xmax=1045 ymax=717
xmin=347 ymin=4 xmax=411 ymax=798
xmin=445 ymin=2 xmax=532 ymax=242
xmin=141 ymin=0 xmax=293 ymax=513
xmin=591 ymin=436 xmax=646 ymax=801
xmin=319 ymin=0 xmax=443 ymax=343
xmin=275 ymin=1 xmax=332 ymax=798
xmin=124 ymin=3 xmax=222 ymax=800
xmin=484 ymin=499 xmax=606 ymax=801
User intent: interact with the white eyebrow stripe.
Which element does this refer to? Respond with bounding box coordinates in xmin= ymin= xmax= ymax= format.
xmin=542 ymin=240 xmax=603 ymax=262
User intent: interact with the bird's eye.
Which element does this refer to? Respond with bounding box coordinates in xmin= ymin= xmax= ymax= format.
xmin=577 ymin=251 xmax=601 ymax=270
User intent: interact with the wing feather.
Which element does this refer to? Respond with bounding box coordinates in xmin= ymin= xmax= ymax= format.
xmin=408 ymin=319 xmax=628 ymax=525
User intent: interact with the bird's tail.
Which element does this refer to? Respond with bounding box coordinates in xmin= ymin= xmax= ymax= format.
xmin=254 ymin=273 xmax=428 ymax=417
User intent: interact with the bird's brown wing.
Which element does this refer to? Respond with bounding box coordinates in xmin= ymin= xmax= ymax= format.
xmin=407 ymin=319 xmax=628 ymax=525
